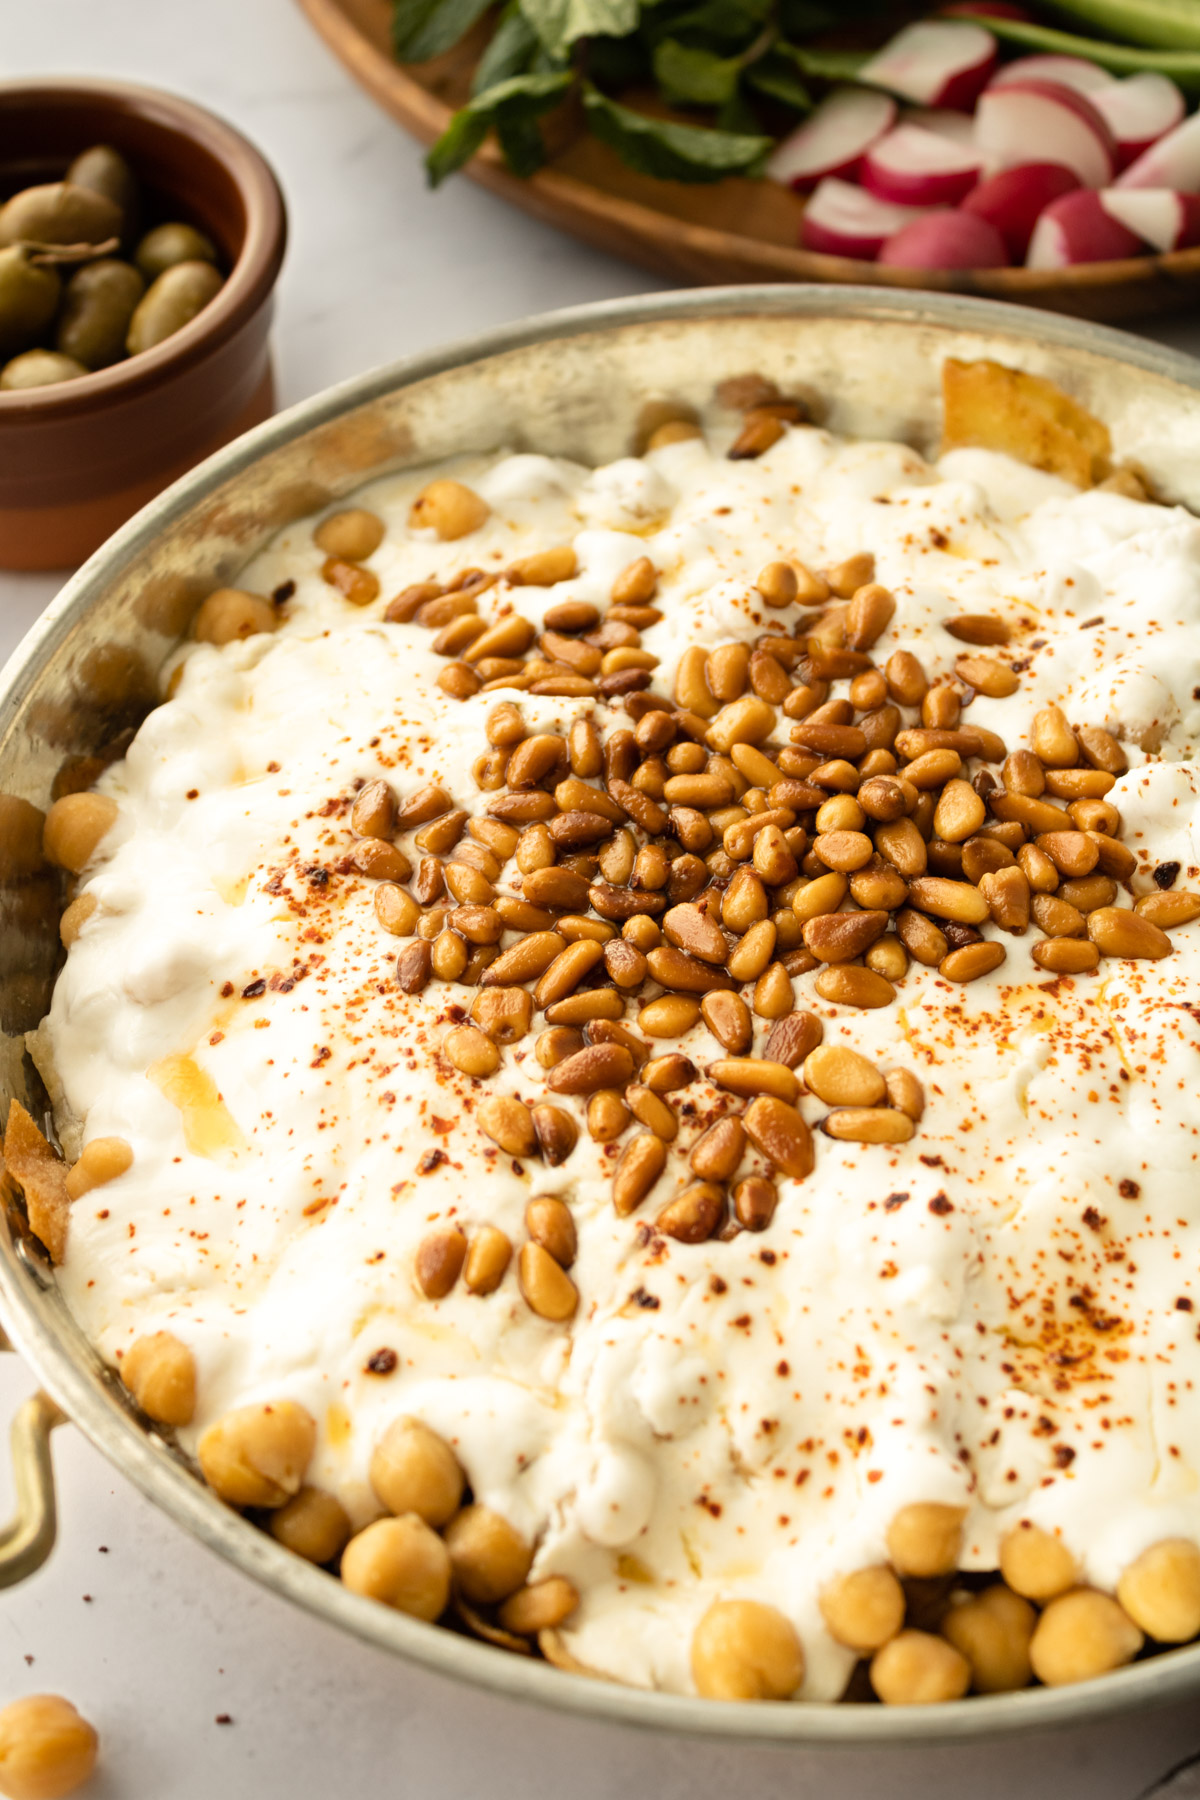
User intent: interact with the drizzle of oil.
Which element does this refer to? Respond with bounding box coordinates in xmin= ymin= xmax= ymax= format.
xmin=147 ymin=1054 xmax=245 ymax=1159
xmin=212 ymin=873 xmax=251 ymax=907
xmin=326 ymin=1402 xmax=352 ymax=1450
xmin=615 ymin=1553 xmax=655 ymax=1585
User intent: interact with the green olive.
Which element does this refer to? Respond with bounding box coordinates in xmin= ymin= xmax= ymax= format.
xmin=0 ymin=181 xmax=123 ymax=249
xmin=56 ymin=258 xmax=145 ymax=368
xmin=134 ymin=222 xmax=218 ymax=282
xmin=126 ymin=259 xmax=223 ymax=355
xmin=0 ymin=349 xmax=88 ymax=391
xmin=66 ymin=144 xmax=140 ymax=238
xmin=0 ymin=246 xmax=61 ymax=357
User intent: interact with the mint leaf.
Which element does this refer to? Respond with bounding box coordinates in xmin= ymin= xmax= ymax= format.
xmin=779 ymin=42 xmax=868 ymax=81
xmin=519 ymin=0 xmax=639 ymax=59
xmin=496 ymin=111 xmax=550 ymax=174
xmin=744 ymin=49 xmax=811 ymax=110
xmin=652 ymin=38 xmax=742 ymax=104
xmin=393 ymin=0 xmax=495 ymax=61
xmin=582 ymin=83 xmax=771 ymax=180
xmin=471 ymin=2 xmax=538 ymax=91
xmin=425 ymin=70 xmax=573 ymax=184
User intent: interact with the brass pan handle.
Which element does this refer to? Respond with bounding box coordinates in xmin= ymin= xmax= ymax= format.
xmin=0 ymin=1327 xmax=63 ymax=1587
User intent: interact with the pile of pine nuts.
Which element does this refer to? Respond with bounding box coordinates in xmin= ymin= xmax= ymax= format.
xmin=322 ymin=383 xmax=1198 ymax=1317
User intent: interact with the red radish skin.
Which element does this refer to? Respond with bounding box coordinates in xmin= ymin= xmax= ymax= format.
xmin=1100 ymin=187 xmax=1200 ymax=251
xmin=1093 ymin=73 xmax=1186 ymax=171
xmin=975 ymin=80 xmax=1116 ymax=187
xmin=1026 ymin=189 xmax=1144 ymax=266
xmin=961 ymin=162 xmax=1080 ymax=259
xmin=860 ymin=21 xmax=998 ymax=113
xmin=861 ymin=124 xmax=981 ymax=206
xmin=767 ymin=88 xmax=897 ymax=192
xmin=800 ymin=179 xmax=927 ymax=260
xmin=879 ymin=210 xmax=1009 ymax=268
xmin=1115 ymin=107 xmax=1200 ymax=191
xmin=989 ymin=54 xmax=1114 ymax=97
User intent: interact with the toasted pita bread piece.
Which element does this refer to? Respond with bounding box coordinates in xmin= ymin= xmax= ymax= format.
xmin=2 ymin=1099 xmax=69 ymax=1263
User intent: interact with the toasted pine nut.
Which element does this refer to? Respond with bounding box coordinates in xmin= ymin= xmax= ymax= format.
xmin=612 ymin=1133 xmax=667 ymax=1215
xmin=415 ymin=1226 xmax=467 ymax=1298
xmin=743 ymin=1095 xmax=814 ymax=1178
xmin=518 ymin=1242 xmax=578 ymax=1321
xmin=907 ymin=876 xmax=989 ymax=925
xmin=588 ymin=1090 xmax=630 ymax=1142
xmin=612 ymin=555 xmax=658 ymax=605
xmin=844 ymin=583 xmax=895 ymax=652
xmin=1032 ymin=938 xmax=1099 ymax=973
xmin=814 ymin=965 xmax=896 ymax=1009
xmin=657 ymin=1181 xmax=725 ymax=1243
xmin=526 ymin=1195 xmax=577 ymax=1268
xmin=444 ymin=1024 xmax=500 ymax=1077
xmin=944 ymin=612 xmax=1009 ymax=646
xmin=874 ymin=819 xmax=927 ymax=879
xmin=674 ymin=645 xmax=717 ymax=719
xmin=642 ymin=1053 xmax=696 ymax=1093
xmin=979 ymin=866 xmax=1030 ymax=934
xmin=955 ymin=654 xmax=1018 ymax=698
xmin=707 ymin=695 xmax=776 ymax=755
xmin=464 ymin=1226 xmax=512 ymax=1294
xmin=1036 ymin=831 xmax=1098 ymax=878
xmin=753 ymin=961 xmax=794 ymax=1019
xmin=933 ymin=779 xmax=985 ymax=844
xmin=727 ymin=918 xmax=779 ymax=981
xmin=1031 ymin=704 xmax=1079 ymax=768
xmin=1088 ymin=906 xmax=1173 ymax=960
xmin=530 ymin=1105 xmax=579 ymax=1168
xmin=823 ymin=1107 xmax=914 ymax=1144
xmin=508 ymin=545 xmax=577 ymax=586
xmin=755 ymin=561 xmax=798 ymax=608
xmin=477 ymin=1096 xmax=537 ymax=1157
xmin=827 ymin=552 xmax=875 ymax=598
xmin=885 ymin=1068 xmax=925 ymax=1120
xmin=1076 ymin=724 xmax=1127 ymax=775
xmin=709 ymin=1058 xmax=798 ymax=1102
xmin=689 ymin=1115 xmax=746 ymax=1181
xmin=803 ymin=1046 xmax=884 ymax=1108
xmin=409 ymin=478 xmax=489 ymax=540
xmin=638 ymin=995 xmax=701 ymax=1038
xmin=1135 ymin=890 xmax=1200 ymax=928
xmin=884 ymin=649 xmax=927 ymax=706
xmin=1045 ymin=768 xmax=1115 ymax=800
xmin=940 ymin=941 xmax=1006 ymax=983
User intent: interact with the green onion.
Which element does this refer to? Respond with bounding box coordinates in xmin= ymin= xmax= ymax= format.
xmin=956 ymin=10 xmax=1200 ymax=89
xmin=1039 ymin=0 xmax=1200 ymax=52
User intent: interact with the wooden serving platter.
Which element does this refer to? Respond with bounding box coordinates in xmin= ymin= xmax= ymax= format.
xmin=297 ymin=0 xmax=1200 ymax=322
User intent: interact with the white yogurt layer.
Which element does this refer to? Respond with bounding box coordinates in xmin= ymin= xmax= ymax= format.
xmin=37 ymin=418 xmax=1200 ymax=1699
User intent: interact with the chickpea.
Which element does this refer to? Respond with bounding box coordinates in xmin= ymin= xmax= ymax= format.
xmin=444 ymin=1504 xmax=534 ymax=1604
xmin=408 ymin=479 xmax=490 ymax=540
xmin=198 ymin=1399 xmax=316 ymax=1508
xmin=64 ymin=1135 xmax=132 ymax=1200
xmin=691 ymin=1599 xmax=805 ymax=1701
xmin=58 ymin=893 xmax=97 ymax=948
xmin=1116 ymin=1538 xmax=1200 ymax=1642
xmin=941 ymin=1585 xmax=1035 ymax=1692
xmin=885 ymin=1502 xmax=965 ymax=1578
xmin=870 ymin=1630 xmax=970 ymax=1705
xmin=42 ymin=793 xmax=117 ymax=873
xmin=497 ymin=1576 xmax=579 ymax=1635
xmin=998 ymin=1521 xmax=1077 ymax=1604
xmin=818 ymin=1564 xmax=905 ymax=1653
xmin=192 ymin=587 xmax=277 ymax=644
xmin=1029 ymin=1589 xmax=1143 ymax=1687
xmin=370 ymin=1416 xmax=463 ymax=1526
xmin=313 ymin=507 xmax=385 ymax=561
xmin=341 ymin=1514 xmax=451 ymax=1621
xmin=269 ymin=1485 xmax=352 ymax=1564
xmin=119 ymin=1330 xmax=195 ymax=1427
xmin=0 ymin=1694 xmax=98 ymax=1800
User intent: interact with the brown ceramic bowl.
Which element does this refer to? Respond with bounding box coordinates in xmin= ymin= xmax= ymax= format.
xmin=0 ymin=78 xmax=287 ymax=571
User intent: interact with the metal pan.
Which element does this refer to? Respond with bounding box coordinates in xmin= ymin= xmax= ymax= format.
xmin=2 ymin=286 xmax=1200 ymax=1746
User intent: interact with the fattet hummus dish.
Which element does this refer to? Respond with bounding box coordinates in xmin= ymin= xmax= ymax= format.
xmin=10 ymin=359 xmax=1200 ymax=1707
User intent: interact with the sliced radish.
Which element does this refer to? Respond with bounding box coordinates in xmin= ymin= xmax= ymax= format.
xmin=975 ymin=80 xmax=1116 ymax=187
xmin=1092 ymin=73 xmax=1186 ymax=171
xmin=861 ymin=124 xmax=981 ymax=206
xmin=879 ymin=209 xmax=1009 ymax=267
xmin=860 ymin=21 xmax=998 ymax=113
xmin=767 ymin=87 xmax=897 ymax=192
xmin=1099 ymin=187 xmax=1200 ymax=251
xmin=799 ymin=178 xmax=928 ymax=259
xmin=960 ymin=162 xmax=1081 ymax=259
xmin=903 ymin=107 xmax=979 ymax=149
xmin=1026 ymin=189 xmax=1145 ymax=266
xmin=988 ymin=54 xmax=1114 ymax=96
xmin=1117 ymin=111 xmax=1200 ymax=192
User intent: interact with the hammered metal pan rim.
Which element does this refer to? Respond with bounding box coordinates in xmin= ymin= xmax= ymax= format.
xmin=5 ymin=285 xmax=1200 ymax=1745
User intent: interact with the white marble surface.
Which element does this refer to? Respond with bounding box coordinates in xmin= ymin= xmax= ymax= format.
xmin=4 ymin=2 xmax=1200 ymax=1793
